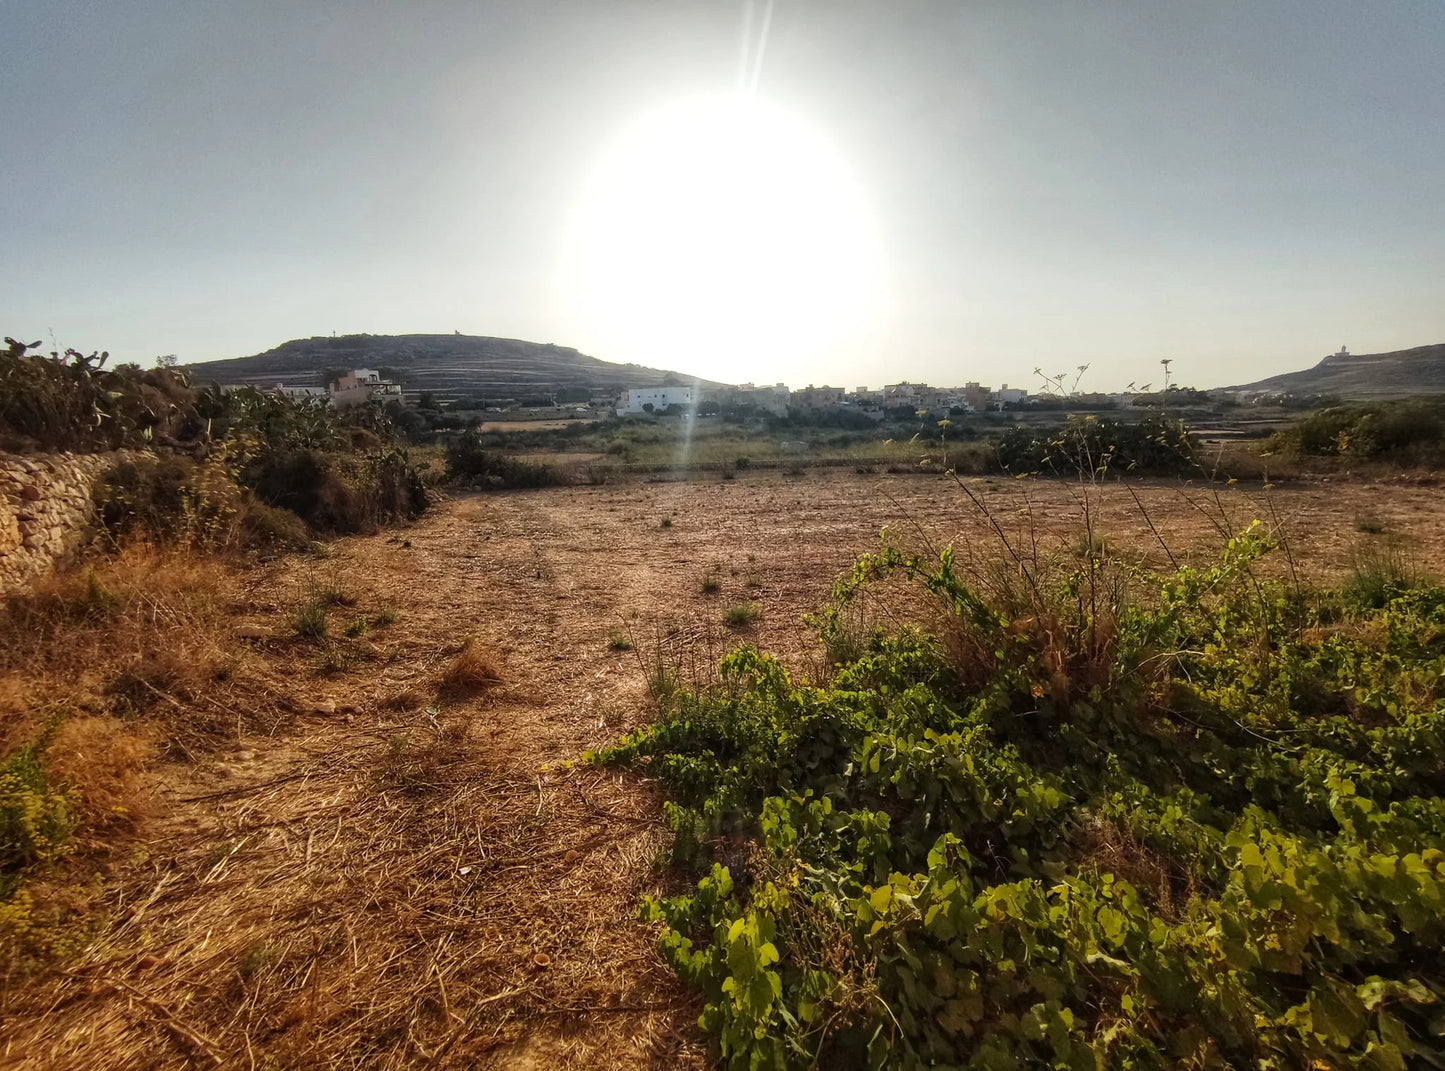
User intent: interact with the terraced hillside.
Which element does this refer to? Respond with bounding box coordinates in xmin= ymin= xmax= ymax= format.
xmin=182 ymin=333 xmax=720 ymax=402
xmin=1226 ymin=342 xmax=1445 ymax=400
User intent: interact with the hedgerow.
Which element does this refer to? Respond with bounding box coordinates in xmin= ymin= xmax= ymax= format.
xmin=1266 ymin=400 xmax=1445 ymax=466
xmin=997 ymin=415 xmax=1196 ymax=477
xmin=446 ymin=432 xmax=563 ymax=488
xmin=2 ymin=337 xmax=427 ymax=539
xmin=593 ymin=524 xmax=1445 ymax=1068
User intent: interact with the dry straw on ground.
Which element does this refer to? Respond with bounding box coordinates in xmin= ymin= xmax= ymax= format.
xmin=438 ymin=639 xmax=502 ymax=695
xmin=3 ymin=473 xmax=1445 ymax=1067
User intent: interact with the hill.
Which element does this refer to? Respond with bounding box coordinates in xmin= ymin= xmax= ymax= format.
xmin=1224 ymin=342 xmax=1445 ymax=400
xmin=182 ymin=333 xmax=720 ymax=402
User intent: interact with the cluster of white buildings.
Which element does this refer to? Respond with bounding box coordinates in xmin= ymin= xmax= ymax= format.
xmin=615 ymin=380 xmax=1035 ymax=418
xmin=253 ymin=373 xmax=1118 ymax=418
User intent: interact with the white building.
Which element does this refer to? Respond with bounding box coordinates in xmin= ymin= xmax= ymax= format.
xmin=617 ymin=385 xmax=696 ymax=415
xmin=330 ymin=368 xmax=403 ymax=408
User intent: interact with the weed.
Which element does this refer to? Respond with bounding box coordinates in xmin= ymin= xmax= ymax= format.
xmin=660 ymin=516 xmax=673 ymax=529
xmin=0 ymin=730 xmax=74 ymax=893
xmin=1354 ymin=510 xmax=1387 ymax=534
xmin=292 ymin=598 xmax=328 ymax=640
xmin=1344 ymin=533 xmax=1418 ymax=608
xmin=344 ymin=615 xmax=369 ymax=638
xmin=701 ymin=569 xmax=722 ymax=595
xmin=1072 ymin=530 xmax=1111 ymax=558
xmin=373 ymin=604 xmax=400 ymax=627
xmin=606 ymin=629 xmax=634 ymax=652
xmin=722 ymin=601 xmax=761 ymax=628
xmin=317 ymin=643 xmax=357 ymax=675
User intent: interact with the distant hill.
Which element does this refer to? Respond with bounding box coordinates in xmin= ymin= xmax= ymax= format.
xmin=182 ymin=334 xmax=720 ymax=401
xmin=1224 ymin=343 xmax=1445 ymax=400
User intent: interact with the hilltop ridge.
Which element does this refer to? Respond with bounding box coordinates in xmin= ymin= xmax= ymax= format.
xmin=182 ymin=333 xmax=721 ymax=401
xmin=1224 ymin=342 xmax=1445 ymax=400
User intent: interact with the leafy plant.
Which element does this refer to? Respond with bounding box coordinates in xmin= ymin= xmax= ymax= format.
xmin=594 ymin=526 xmax=1445 ymax=1069
xmin=0 ymin=726 xmax=75 ymax=901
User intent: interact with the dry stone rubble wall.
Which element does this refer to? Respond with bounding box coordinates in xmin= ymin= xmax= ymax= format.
xmin=0 ymin=450 xmax=131 ymax=595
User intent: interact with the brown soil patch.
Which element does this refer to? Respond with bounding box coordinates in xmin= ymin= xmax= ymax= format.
xmin=3 ymin=470 xmax=1443 ymax=1068
xmin=477 ymin=420 xmax=594 ymax=433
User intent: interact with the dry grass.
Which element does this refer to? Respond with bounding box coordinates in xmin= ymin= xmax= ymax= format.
xmin=1078 ymin=816 xmax=1197 ymax=921
xmin=47 ymin=717 xmax=156 ymax=837
xmin=0 ymin=723 xmax=700 ymax=1068
xmin=381 ymin=686 xmax=428 ymax=712
xmin=438 ymin=639 xmax=502 ymax=694
xmin=3 ymin=472 xmax=1445 ymax=1068
xmin=0 ymin=546 xmax=300 ymax=773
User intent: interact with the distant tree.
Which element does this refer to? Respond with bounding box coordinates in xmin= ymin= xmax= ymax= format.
xmin=418 ymin=391 xmax=437 ymax=411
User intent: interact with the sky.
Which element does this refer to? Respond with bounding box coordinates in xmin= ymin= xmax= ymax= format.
xmin=3 ymin=1 xmax=1443 ymax=391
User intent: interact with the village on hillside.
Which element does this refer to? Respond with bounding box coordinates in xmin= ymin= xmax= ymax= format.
xmin=234 ymin=368 xmax=1194 ymax=417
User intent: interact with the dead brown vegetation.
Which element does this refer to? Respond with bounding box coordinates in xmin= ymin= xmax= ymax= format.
xmin=2 ymin=472 xmax=1445 ymax=1068
xmin=438 ymin=639 xmax=502 ymax=695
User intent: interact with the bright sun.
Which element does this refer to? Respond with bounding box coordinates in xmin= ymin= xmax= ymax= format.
xmin=556 ymin=94 xmax=884 ymax=382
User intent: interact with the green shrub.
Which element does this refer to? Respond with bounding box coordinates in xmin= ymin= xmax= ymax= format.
xmin=0 ymin=339 xmax=195 ymax=453
xmin=1267 ymin=399 xmax=1445 ymax=464
xmin=595 ymin=526 xmax=1445 ymax=1069
xmin=445 ymin=433 xmax=562 ymax=489
xmin=245 ymin=449 xmax=425 ymax=534
xmin=94 ymin=456 xmax=242 ymax=546
xmin=4 ymin=335 xmax=430 ymax=550
xmin=997 ymin=413 xmax=1196 ymax=476
xmin=0 ymin=732 xmax=75 ymax=900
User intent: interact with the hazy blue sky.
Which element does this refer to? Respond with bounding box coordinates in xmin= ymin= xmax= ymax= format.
xmin=4 ymin=1 xmax=1443 ymax=390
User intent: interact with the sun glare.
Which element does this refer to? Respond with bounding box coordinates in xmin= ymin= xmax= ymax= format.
xmin=556 ymin=94 xmax=884 ymax=381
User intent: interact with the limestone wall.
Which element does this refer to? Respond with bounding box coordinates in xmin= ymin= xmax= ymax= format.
xmin=0 ymin=451 xmax=130 ymax=595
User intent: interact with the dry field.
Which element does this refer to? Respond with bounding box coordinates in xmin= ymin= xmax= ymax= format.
xmin=476 ymin=420 xmax=596 ymax=433
xmin=2 ymin=470 xmax=1443 ymax=1069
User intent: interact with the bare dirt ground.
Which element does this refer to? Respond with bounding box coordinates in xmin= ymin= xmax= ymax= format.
xmin=3 ymin=470 xmax=1443 ymax=1069
xmin=477 ymin=420 xmax=595 ymax=433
